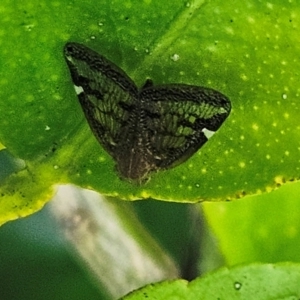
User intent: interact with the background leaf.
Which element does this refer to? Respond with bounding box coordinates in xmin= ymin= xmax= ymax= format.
xmin=204 ymin=181 xmax=300 ymax=265
xmin=0 ymin=0 xmax=299 ymax=224
xmin=122 ymin=263 xmax=300 ymax=299
xmin=2 ymin=184 xmax=300 ymax=298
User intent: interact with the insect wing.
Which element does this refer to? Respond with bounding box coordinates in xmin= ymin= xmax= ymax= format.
xmin=64 ymin=42 xmax=139 ymax=158
xmin=139 ymin=84 xmax=231 ymax=169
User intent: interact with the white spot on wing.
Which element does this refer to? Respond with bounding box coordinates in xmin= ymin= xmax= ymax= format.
xmin=74 ymin=85 xmax=84 ymax=95
xmin=65 ymin=55 xmax=73 ymax=62
xmin=202 ymin=128 xmax=215 ymax=139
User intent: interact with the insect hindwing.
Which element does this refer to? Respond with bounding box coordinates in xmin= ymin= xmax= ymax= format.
xmin=64 ymin=42 xmax=231 ymax=183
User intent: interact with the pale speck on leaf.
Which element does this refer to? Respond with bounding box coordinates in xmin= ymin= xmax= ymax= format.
xmin=171 ymin=53 xmax=180 ymax=61
xmin=239 ymin=162 xmax=246 ymax=168
xmin=252 ymin=124 xmax=259 ymax=131
xmin=234 ymin=282 xmax=242 ymax=290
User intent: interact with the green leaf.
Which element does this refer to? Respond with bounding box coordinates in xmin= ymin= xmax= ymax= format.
xmin=121 ymin=263 xmax=300 ymax=299
xmin=203 ymin=181 xmax=300 ymax=265
xmin=0 ymin=1 xmax=299 ymax=224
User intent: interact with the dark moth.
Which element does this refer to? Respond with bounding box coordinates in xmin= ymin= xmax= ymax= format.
xmin=64 ymin=42 xmax=231 ymax=183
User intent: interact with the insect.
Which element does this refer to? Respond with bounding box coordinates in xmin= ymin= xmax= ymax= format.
xmin=64 ymin=42 xmax=231 ymax=184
